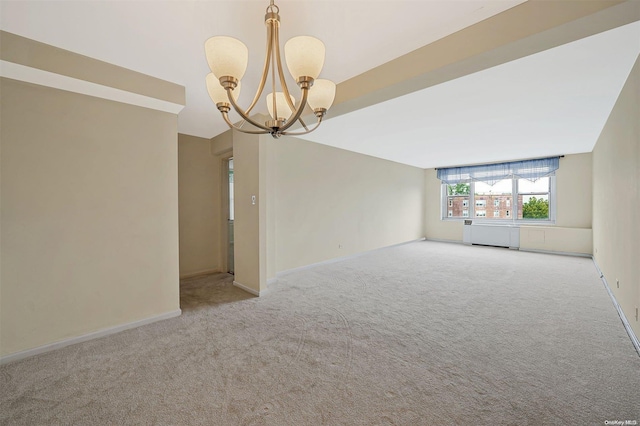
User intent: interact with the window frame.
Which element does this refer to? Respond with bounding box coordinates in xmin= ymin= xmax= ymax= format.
xmin=441 ymin=176 xmax=556 ymax=225
xmin=517 ymin=177 xmax=555 ymax=222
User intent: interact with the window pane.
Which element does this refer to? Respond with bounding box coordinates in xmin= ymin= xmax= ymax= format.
xmin=446 ymin=183 xmax=470 ymax=196
xmin=446 ymin=196 xmax=470 ymax=218
xmin=518 ymin=177 xmax=549 ymax=193
xmin=445 ymin=183 xmax=470 ymax=219
xmin=474 ymin=179 xmax=513 ymax=220
xmin=518 ymin=177 xmax=550 ymax=220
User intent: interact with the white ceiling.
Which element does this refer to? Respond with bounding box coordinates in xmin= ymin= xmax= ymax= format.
xmin=0 ymin=1 xmax=523 ymax=137
xmin=305 ymin=20 xmax=640 ymax=168
xmin=1 ymin=1 xmax=638 ymax=169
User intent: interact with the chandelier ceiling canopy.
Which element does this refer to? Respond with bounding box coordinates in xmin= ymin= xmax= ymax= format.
xmin=205 ymin=0 xmax=336 ymax=139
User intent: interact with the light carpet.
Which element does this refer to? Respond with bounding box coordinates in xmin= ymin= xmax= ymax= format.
xmin=1 ymin=241 xmax=639 ymax=425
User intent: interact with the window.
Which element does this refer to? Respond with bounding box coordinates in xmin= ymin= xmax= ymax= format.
xmin=440 ymin=176 xmax=555 ymax=222
xmin=474 ymin=179 xmax=513 ymax=221
xmin=444 ymin=184 xmax=470 ymax=219
xmin=518 ymin=177 xmax=550 ymax=220
xmin=438 ymin=157 xmax=558 ymax=223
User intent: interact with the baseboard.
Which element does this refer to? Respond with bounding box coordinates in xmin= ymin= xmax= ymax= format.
xmin=592 ymin=258 xmax=640 ymax=357
xmin=424 ymin=238 xmax=465 ymax=245
xmin=518 ymin=248 xmax=592 ymax=258
xmin=426 ymin=238 xmax=593 ymax=258
xmin=0 ymin=309 xmax=182 ymax=365
xmin=233 ymin=280 xmax=262 ymax=297
xmin=179 ymin=268 xmax=220 ymax=280
xmin=276 ymin=238 xmax=426 ymax=278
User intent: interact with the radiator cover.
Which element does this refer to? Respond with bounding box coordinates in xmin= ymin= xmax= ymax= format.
xmin=463 ymin=224 xmax=520 ymax=249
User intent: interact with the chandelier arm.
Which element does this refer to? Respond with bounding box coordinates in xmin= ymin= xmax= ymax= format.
xmin=272 ymin=19 xmax=310 ymax=132
xmin=278 ymin=88 xmax=309 ymax=132
xmin=281 ymin=116 xmax=323 ymax=136
xmin=226 ymin=88 xmax=272 ymax=131
xmin=270 ymin=20 xmax=278 ymax=121
xmin=243 ymin=21 xmax=274 ymax=117
xmin=295 ymin=114 xmax=310 ymax=132
xmin=222 ymin=112 xmax=268 ymax=135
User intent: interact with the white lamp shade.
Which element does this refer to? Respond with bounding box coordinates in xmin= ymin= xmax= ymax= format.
xmin=307 ymin=79 xmax=336 ymax=111
xmin=205 ymin=36 xmax=248 ymax=80
xmin=266 ymin=92 xmax=296 ymax=120
xmin=284 ymin=36 xmax=325 ymax=80
xmin=206 ymin=73 xmax=241 ymax=104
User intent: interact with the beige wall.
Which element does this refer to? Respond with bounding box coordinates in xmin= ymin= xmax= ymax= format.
xmin=273 ymin=137 xmax=424 ymax=273
xmin=177 ymin=130 xmax=234 ymax=279
xmin=178 ymin=134 xmax=222 ymax=277
xmin=232 ymin=131 xmax=268 ymax=293
xmin=555 ymin=153 xmax=593 ymax=228
xmin=519 ymin=226 xmax=592 ymax=255
xmin=424 ymin=169 xmax=464 ymax=242
xmin=1 ymin=78 xmax=180 ymax=356
xmin=424 ymin=153 xmax=593 ymax=254
xmin=178 ymin=128 xmax=423 ymax=291
xmin=592 ymin=54 xmax=639 ymax=337
xmin=520 ymin=153 xmax=592 ymax=254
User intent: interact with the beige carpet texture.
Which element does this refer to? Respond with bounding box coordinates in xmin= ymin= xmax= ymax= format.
xmin=1 ymin=241 xmax=639 ymax=425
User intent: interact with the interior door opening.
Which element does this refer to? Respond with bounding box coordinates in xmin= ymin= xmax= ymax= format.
xmin=227 ymin=158 xmax=234 ymax=274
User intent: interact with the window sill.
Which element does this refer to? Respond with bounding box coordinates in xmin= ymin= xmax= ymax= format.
xmin=441 ymin=218 xmax=555 ymax=226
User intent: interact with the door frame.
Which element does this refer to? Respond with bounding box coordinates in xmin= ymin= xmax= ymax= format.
xmin=219 ymin=152 xmax=233 ymax=274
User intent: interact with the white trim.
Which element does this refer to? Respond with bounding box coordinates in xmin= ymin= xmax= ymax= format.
xmin=518 ymin=248 xmax=592 ymax=258
xmin=424 ymin=238 xmax=465 ymax=245
xmin=180 ymin=269 xmax=221 ymax=280
xmin=427 ymin=238 xmax=591 ymax=258
xmin=0 ymin=309 xmax=182 ymax=365
xmin=592 ymin=258 xmax=640 ymax=357
xmin=277 ymin=238 xmax=426 ymax=278
xmin=233 ymin=280 xmax=262 ymax=297
xmin=0 ymin=60 xmax=184 ymax=114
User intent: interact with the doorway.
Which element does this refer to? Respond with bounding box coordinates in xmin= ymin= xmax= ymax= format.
xmin=227 ymin=158 xmax=234 ymax=274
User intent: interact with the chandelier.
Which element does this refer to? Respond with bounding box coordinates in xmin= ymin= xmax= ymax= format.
xmin=205 ymin=0 xmax=336 ymax=139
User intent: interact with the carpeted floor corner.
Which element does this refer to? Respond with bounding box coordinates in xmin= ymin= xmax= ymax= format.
xmin=1 ymin=241 xmax=639 ymax=425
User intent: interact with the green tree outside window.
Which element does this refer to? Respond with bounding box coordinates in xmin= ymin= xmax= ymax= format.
xmin=522 ymin=196 xmax=549 ymax=219
xmin=447 ymin=183 xmax=470 ymax=195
